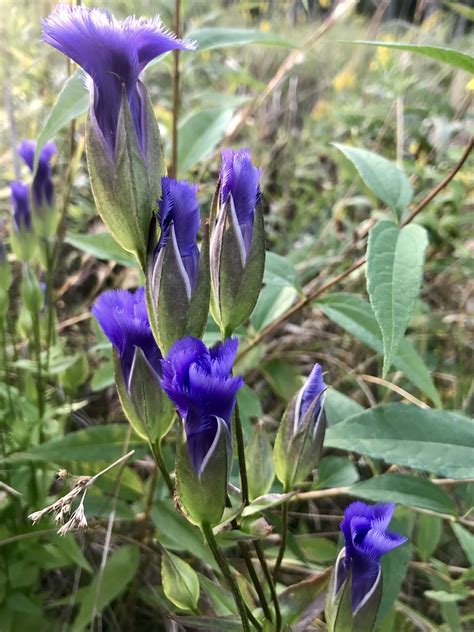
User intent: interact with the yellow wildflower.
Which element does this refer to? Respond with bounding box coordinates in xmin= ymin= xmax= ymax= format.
xmin=466 ymin=77 xmax=474 ymax=92
xmin=333 ymin=69 xmax=356 ymax=91
xmin=312 ymin=100 xmax=330 ymax=120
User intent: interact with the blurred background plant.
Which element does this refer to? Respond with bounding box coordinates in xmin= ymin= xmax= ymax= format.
xmin=0 ymin=0 xmax=473 ymax=630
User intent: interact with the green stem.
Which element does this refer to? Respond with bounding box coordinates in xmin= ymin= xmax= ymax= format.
xmin=238 ymin=540 xmax=273 ymax=624
xmin=32 ymin=312 xmax=45 ymax=440
xmin=45 ymin=242 xmax=55 ymax=369
xmin=151 ymin=440 xmax=174 ymax=495
xmin=254 ymin=540 xmax=282 ymax=632
xmin=234 ymin=401 xmax=250 ymax=506
xmin=201 ymin=522 xmax=256 ymax=632
xmin=273 ymin=500 xmax=289 ymax=581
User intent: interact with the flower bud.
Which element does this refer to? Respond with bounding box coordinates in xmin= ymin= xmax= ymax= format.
xmin=210 ymin=149 xmax=265 ymax=337
xmin=147 ymin=178 xmax=210 ymax=354
xmin=161 ymin=337 xmax=243 ymax=526
xmin=274 ymin=363 xmax=327 ymax=489
xmin=10 ymin=182 xmax=37 ymax=262
xmin=18 ymin=139 xmax=58 ymax=238
xmin=20 ymin=265 xmax=44 ymax=314
xmin=92 ymin=287 xmax=174 ymax=443
xmin=325 ymin=502 xmax=407 ymax=632
xmin=42 ymin=5 xmax=195 ymax=269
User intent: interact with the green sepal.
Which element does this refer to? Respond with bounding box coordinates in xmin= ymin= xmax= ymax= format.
xmin=211 ymin=197 xmax=265 ymax=336
xmin=11 ymin=227 xmax=37 ymax=264
xmin=175 ymin=419 xmax=229 ymax=527
xmin=32 ymin=203 xmax=60 ymax=241
xmin=147 ymin=223 xmax=210 ymax=354
xmin=85 ymin=82 xmax=164 ymax=270
xmin=0 ymin=256 xmax=12 ymax=319
xmin=274 ymin=392 xmax=326 ymax=489
xmin=20 ymin=264 xmax=44 ymax=314
xmin=113 ymin=347 xmax=174 ymax=443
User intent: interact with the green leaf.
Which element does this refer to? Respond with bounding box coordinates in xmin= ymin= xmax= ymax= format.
xmin=199 ymin=573 xmax=237 ymax=616
xmin=187 ymin=27 xmax=295 ymax=51
xmin=178 ymin=107 xmax=235 ymax=173
xmin=451 ymin=523 xmax=474 ymax=566
xmin=350 ymin=473 xmax=455 ymax=514
xmin=416 ymin=514 xmax=442 ymax=561
xmin=316 ymin=456 xmax=359 ymax=489
xmin=152 ymin=500 xmax=216 ymax=569
xmin=175 ymin=615 xmax=242 ymax=631
xmin=242 ymin=492 xmax=294 ymax=517
xmin=245 ymin=423 xmax=275 ymax=500
xmin=0 ymin=424 xmax=144 ymax=465
xmin=317 ymin=293 xmax=441 ymax=407
xmin=251 ymin=285 xmax=299 ymax=331
xmin=66 ymin=232 xmax=138 ymax=268
xmin=279 ymin=570 xmax=330 ymax=627
xmin=264 ymin=251 xmax=300 ymax=289
xmin=425 ymin=590 xmax=469 ymax=604
xmin=324 ymin=389 xmax=364 ymax=425
xmin=377 ymin=533 xmax=411 ymax=625
xmin=345 ymin=41 xmax=474 ymax=74
xmin=326 ymin=404 xmax=473 ymax=478
xmin=333 ymin=144 xmax=413 ymax=220
xmin=367 ymin=221 xmax=429 ymax=375
xmin=35 ymin=71 xmax=88 ymax=170
xmin=72 ymin=545 xmax=140 ymax=631
xmin=161 ymin=550 xmax=200 ymax=612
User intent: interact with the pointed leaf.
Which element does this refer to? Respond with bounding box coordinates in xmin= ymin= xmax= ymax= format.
xmin=367 ymin=221 xmax=429 ymax=375
xmin=333 ymin=144 xmax=413 ymax=220
xmin=162 ymin=549 xmax=200 ymax=612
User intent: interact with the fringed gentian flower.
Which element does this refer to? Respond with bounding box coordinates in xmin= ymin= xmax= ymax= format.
xmin=147 ymin=178 xmax=210 ymax=353
xmin=274 ymin=363 xmax=327 ymax=489
xmin=210 ymin=149 xmax=265 ymax=336
xmin=326 ymin=502 xmax=407 ymax=632
xmin=42 ymin=5 xmax=194 ymax=155
xmin=18 ymin=140 xmax=56 ymax=209
xmin=161 ymin=336 xmax=243 ymax=477
xmin=42 ymin=5 xmax=196 ymax=268
xmin=92 ymin=287 xmax=173 ymax=442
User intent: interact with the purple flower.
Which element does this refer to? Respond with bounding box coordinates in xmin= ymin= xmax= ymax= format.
xmin=293 ymin=363 xmax=326 ymax=436
xmin=42 ymin=5 xmax=195 ymax=155
xmin=338 ymin=502 xmax=407 ymax=613
xmin=219 ymin=148 xmax=261 ymax=261
xmin=161 ymin=337 xmax=243 ymax=475
xmin=18 ymin=140 xmax=56 ymax=209
xmin=154 ymin=177 xmax=201 ymax=294
xmin=92 ymin=287 xmax=162 ymax=387
xmin=10 ymin=182 xmax=32 ymax=232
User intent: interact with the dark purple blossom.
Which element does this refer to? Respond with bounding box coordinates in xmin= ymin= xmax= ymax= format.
xmin=92 ymin=287 xmax=162 ymax=387
xmin=293 ymin=363 xmax=326 ymax=435
xmin=155 ymin=177 xmax=201 ymax=293
xmin=220 ymin=148 xmax=261 ymax=259
xmin=339 ymin=502 xmax=407 ymax=613
xmin=10 ymin=182 xmax=32 ymax=232
xmin=18 ymin=140 xmax=56 ymax=209
xmin=161 ymin=337 xmax=243 ymax=474
xmin=42 ymin=5 xmax=195 ymax=154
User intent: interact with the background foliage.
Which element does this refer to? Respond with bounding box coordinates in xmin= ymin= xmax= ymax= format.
xmin=0 ymin=0 xmax=473 ymax=630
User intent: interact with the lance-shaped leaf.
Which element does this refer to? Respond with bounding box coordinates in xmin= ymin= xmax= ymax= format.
xmin=333 ymin=144 xmax=413 ymax=221
xmin=161 ymin=549 xmax=200 ymax=612
xmin=245 ymin=423 xmax=274 ymax=501
xmin=175 ymin=420 xmax=230 ymax=527
xmin=366 ymin=220 xmax=428 ymax=376
xmin=114 ymin=347 xmax=174 ymax=443
xmin=86 ymin=85 xmax=163 ymax=270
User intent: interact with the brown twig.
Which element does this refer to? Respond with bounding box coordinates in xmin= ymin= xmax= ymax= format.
xmin=237 ymin=137 xmax=473 ymax=363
